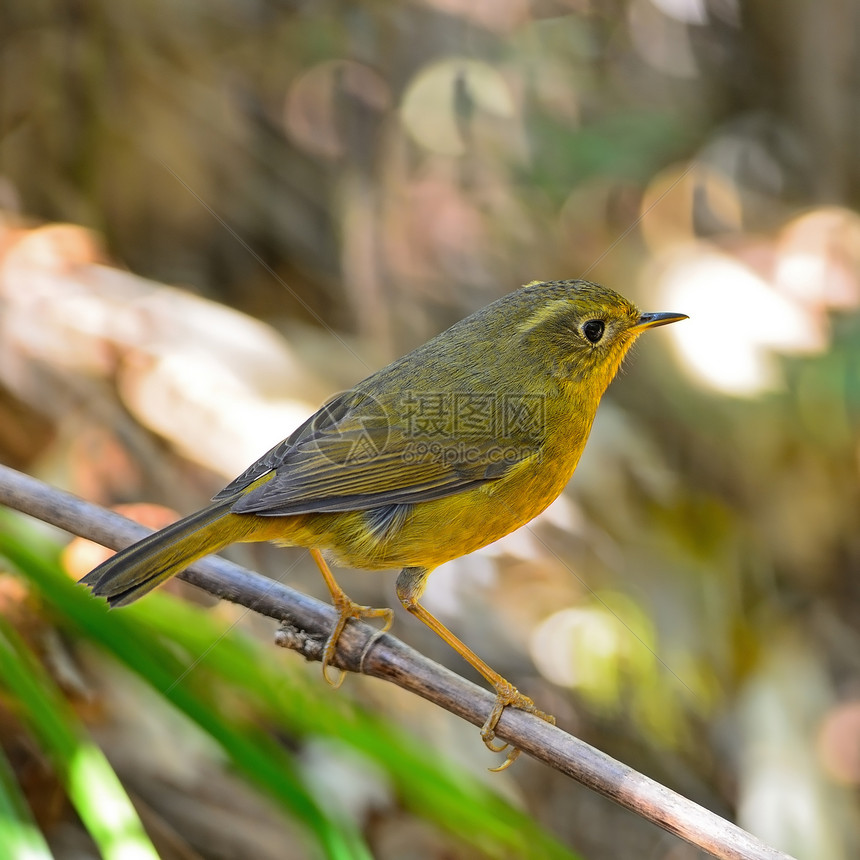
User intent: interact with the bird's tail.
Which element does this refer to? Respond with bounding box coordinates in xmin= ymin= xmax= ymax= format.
xmin=80 ymin=497 xmax=245 ymax=606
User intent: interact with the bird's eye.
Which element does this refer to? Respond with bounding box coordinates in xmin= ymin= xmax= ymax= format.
xmin=582 ymin=320 xmax=605 ymax=344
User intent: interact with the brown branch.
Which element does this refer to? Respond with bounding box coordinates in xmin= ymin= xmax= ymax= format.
xmin=0 ymin=463 xmax=795 ymax=860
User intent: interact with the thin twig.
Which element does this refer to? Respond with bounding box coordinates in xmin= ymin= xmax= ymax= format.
xmin=0 ymin=463 xmax=795 ymax=860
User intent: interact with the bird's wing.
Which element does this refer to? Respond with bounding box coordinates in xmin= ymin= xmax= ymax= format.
xmin=215 ymin=390 xmax=540 ymax=516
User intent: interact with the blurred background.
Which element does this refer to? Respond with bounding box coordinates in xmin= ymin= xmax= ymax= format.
xmin=2 ymin=1 xmax=860 ymax=858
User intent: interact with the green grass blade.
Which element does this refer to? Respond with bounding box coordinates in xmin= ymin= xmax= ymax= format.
xmin=0 ymin=525 xmax=367 ymax=860
xmin=0 ymin=745 xmax=54 ymax=860
xmin=0 ymin=616 xmax=160 ymax=860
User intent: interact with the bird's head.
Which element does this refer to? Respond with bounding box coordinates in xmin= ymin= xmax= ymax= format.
xmin=516 ymin=280 xmax=687 ymax=398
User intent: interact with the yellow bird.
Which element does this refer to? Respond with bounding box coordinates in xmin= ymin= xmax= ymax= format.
xmin=82 ymin=279 xmax=686 ymax=768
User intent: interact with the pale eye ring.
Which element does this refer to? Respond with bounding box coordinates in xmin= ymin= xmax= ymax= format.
xmin=582 ymin=319 xmax=605 ymax=343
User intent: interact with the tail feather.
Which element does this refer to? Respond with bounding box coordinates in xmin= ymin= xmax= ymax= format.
xmin=81 ymin=497 xmax=240 ymax=606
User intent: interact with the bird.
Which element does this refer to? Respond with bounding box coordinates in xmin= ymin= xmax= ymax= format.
xmin=81 ymin=279 xmax=686 ymax=768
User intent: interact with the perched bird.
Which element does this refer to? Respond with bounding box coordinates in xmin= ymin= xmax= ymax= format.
xmin=82 ymin=279 xmax=686 ymax=768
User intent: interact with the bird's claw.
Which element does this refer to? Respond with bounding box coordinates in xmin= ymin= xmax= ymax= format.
xmin=320 ymin=594 xmax=393 ymax=686
xmin=480 ymin=678 xmax=555 ymax=770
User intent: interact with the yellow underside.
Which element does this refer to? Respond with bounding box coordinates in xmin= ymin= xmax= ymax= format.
xmin=245 ymin=438 xmax=581 ymax=572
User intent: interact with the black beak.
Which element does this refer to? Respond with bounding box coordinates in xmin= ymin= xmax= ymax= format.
xmin=631 ymin=311 xmax=689 ymax=332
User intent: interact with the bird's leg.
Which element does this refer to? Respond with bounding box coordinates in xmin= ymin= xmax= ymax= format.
xmin=310 ymin=548 xmax=393 ymax=687
xmin=396 ymin=566 xmax=555 ymax=771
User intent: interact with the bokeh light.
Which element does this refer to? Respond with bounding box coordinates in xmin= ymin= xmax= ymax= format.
xmin=656 ymin=245 xmax=825 ymax=395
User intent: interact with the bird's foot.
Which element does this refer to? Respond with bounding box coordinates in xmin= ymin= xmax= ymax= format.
xmin=481 ymin=678 xmax=555 ymax=771
xmin=321 ymin=593 xmax=393 ymax=688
